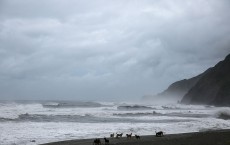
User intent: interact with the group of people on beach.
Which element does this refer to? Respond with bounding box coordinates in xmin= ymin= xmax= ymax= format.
xmin=93 ymin=131 xmax=164 ymax=145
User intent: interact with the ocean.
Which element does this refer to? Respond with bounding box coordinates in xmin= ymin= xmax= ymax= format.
xmin=0 ymin=100 xmax=230 ymax=145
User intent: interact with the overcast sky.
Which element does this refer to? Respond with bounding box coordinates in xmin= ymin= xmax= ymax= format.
xmin=0 ymin=0 xmax=229 ymax=101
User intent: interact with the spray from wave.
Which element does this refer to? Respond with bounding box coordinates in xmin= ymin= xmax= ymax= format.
xmin=215 ymin=108 xmax=230 ymax=120
xmin=1 ymin=101 xmax=230 ymax=145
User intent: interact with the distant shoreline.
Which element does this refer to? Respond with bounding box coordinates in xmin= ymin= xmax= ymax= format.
xmin=41 ymin=129 xmax=230 ymax=145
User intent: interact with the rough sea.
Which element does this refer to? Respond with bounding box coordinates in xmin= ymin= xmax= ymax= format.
xmin=0 ymin=100 xmax=230 ymax=145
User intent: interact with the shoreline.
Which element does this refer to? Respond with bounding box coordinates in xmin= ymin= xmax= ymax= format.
xmin=41 ymin=129 xmax=230 ymax=145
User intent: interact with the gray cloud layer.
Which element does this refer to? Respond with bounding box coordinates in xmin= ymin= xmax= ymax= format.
xmin=0 ymin=0 xmax=230 ymax=101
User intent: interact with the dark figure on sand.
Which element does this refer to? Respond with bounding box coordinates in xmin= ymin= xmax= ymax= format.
xmin=135 ymin=135 xmax=140 ymax=139
xmin=155 ymin=131 xmax=164 ymax=137
xmin=116 ymin=133 xmax=123 ymax=138
xmin=126 ymin=133 xmax=132 ymax=139
xmin=104 ymin=138 xmax=109 ymax=144
xmin=110 ymin=133 xmax=114 ymax=138
xmin=93 ymin=139 xmax=101 ymax=145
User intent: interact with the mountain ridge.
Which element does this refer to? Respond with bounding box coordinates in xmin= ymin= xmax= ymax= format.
xmin=181 ymin=54 xmax=230 ymax=106
xmin=142 ymin=54 xmax=230 ymax=106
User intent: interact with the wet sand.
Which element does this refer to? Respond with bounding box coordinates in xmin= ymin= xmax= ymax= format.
xmin=41 ymin=129 xmax=230 ymax=145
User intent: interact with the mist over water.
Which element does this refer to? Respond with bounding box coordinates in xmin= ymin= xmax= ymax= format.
xmin=0 ymin=1 xmax=229 ymax=145
xmin=0 ymin=100 xmax=230 ymax=145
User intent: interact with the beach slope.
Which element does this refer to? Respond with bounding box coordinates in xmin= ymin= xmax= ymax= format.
xmin=41 ymin=129 xmax=230 ymax=145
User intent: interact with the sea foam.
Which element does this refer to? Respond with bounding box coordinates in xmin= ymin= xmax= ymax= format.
xmin=0 ymin=101 xmax=230 ymax=145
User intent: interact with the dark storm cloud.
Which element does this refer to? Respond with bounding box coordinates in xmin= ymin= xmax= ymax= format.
xmin=0 ymin=0 xmax=230 ymax=100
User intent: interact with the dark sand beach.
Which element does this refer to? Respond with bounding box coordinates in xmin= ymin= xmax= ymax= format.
xmin=41 ymin=129 xmax=230 ymax=145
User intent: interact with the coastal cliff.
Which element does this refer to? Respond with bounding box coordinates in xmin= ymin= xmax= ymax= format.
xmin=181 ymin=54 xmax=230 ymax=106
xmin=143 ymin=54 xmax=230 ymax=106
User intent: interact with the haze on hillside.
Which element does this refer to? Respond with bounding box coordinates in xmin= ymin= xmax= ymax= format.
xmin=0 ymin=0 xmax=230 ymax=101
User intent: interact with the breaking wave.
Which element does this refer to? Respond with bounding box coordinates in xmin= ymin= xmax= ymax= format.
xmin=0 ymin=113 xmax=191 ymax=123
xmin=113 ymin=112 xmax=158 ymax=117
xmin=113 ymin=111 xmax=210 ymax=118
xmin=1 ymin=100 xmax=230 ymax=145
xmin=215 ymin=108 xmax=230 ymax=120
xmin=0 ymin=113 xmax=93 ymax=122
xmin=161 ymin=104 xmax=207 ymax=110
xmin=42 ymin=101 xmax=103 ymax=108
xmin=117 ymin=105 xmax=154 ymax=110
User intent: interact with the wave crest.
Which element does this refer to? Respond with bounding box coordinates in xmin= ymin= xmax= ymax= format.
xmin=113 ymin=111 xmax=159 ymax=117
xmin=0 ymin=113 xmax=95 ymax=122
xmin=215 ymin=109 xmax=230 ymax=120
xmin=42 ymin=101 xmax=103 ymax=108
xmin=117 ymin=105 xmax=154 ymax=110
